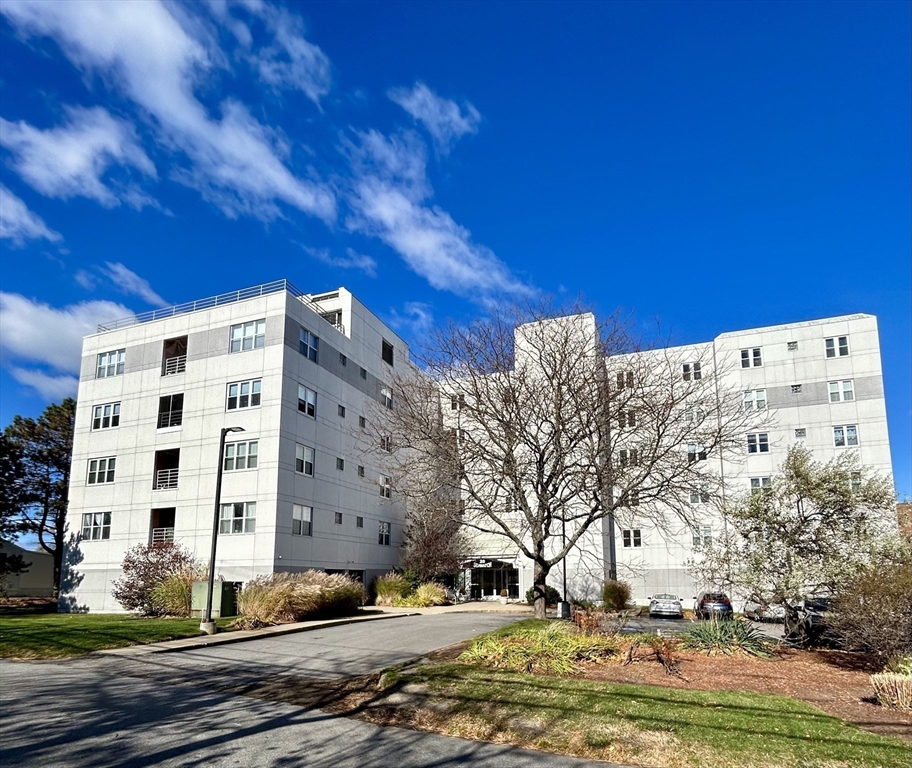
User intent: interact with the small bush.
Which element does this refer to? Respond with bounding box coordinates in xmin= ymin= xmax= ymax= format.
xmin=680 ymin=617 xmax=774 ymax=658
xmin=459 ymin=622 xmax=618 ymax=675
xmin=870 ymin=673 xmax=912 ymax=710
xmin=374 ymin=572 xmax=412 ymax=606
xmin=525 ymin=584 xmax=561 ymax=606
xmin=886 ymin=655 xmax=912 ymax=676
xmin=148 ymin=564 xmax=207 ymax=617
xmin=602 ymin=580 xmax=632 ymax=611
xmin=111 ymin=542 xmax=199 ymax=616
xmin=393 ymin=582 xmax=449 ymax=607
xmin=234 ymin=571 xmax=362 ymax=629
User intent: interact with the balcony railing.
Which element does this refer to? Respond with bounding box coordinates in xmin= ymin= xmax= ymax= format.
xmin=150 ymin=527 xmax=175 ymax=543
xmin=158 ymin=410 xmax=183 ymax=429
xmin=162 ymin=355 xmax=187 ymax=376
xmin=154 ymin=468 xmax=179 ymax=490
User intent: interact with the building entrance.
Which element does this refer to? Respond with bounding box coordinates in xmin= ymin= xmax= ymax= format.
xmin=464 ymin=558 xmax=519 ymax=600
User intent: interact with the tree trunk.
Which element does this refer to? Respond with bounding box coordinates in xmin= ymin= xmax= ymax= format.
xmin=532 ymin=561 xmax=550 ymax=620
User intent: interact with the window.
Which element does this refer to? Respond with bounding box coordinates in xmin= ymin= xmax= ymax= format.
xmin=297 ymin=385 xmax=317 ymax=417
xmin=292 ymin=504 xmax=312 ymax=536
xmin=616 ymin=371 xmax=634 ymax=389
xmin=787 ymin=341 xmax=798 ymax=351
xmin=379 ymin=474 xmax=392 ymax=498
xmin=360 ymin=366 xmax=367 ymax=380
xmin=740 ymin=347 xmax=762 ymax=368
xmin=746 ymin=433 xmax=769 ymax=453
xmin=850 ymin=471 xmax=862 ymax=492
xmin=82 ymin=512 xmax=111 ymax=540
xmin=825 ymin=336 xmax=849 ymax=358
xmin=382 ymin=339 xmax=394 ymax=366
xmin=219 ymin=501 xmax=256 ymax=534
xmin=623 ymin=489 xmax=639 ymax=506
xmin=619 ymin=448 xmax=639 ymax=467
xmin=158 ymin=394 xmax=183 ymax=428
xmin=828 ymin=380 xmax=854 ymax=403
xmin=230 ymin=320 xmax=265 ymax=353
xmin=357 ymin=465 xmax=365 ymax=477
xmin=334 ymin=511 xmax=343 ymax=525
xmin=682 ymin=362 xmax=702 ymax=381
xmin=96 ymin=349 xmax=125 ymax=378
xmin=450 ymin=395 xmax=465 ymax=410
xmin=692 ymin=526 xmax=712 ymax=546
xmin=380 ymin=435 xmax=392 ymax=452
xmin=92 ymin=402 xmax=120 ymax=430
xmin=833 ymin=425 xmax=858 ymax=447
xmin=795 ymin=428 xmax=807 ymax=438
xmin=622 ymin=529 xmax=642 ymax=548
xmin=339 ymin=353 xmax=347 ymax=367
xmin=356 ymin=516 xmax=364 ymax=528
xmin=687 ymin=444 xmax=707 ymax=463
xmin=358 ymin=415 xmax=366 ymax=428
xmin=690 ymin=489 xmax=710 ymax=503
xmin=685 ymin=405 xmax=706 ymax=424
xmin=618 ymin=410 xmax=636 ymax=428
xmin=336 ymin=457 xmax=345 ymax=471
xmin=378 ymin=521 xmax=391 ymax=545
xmin=381 ymin=387 xmax=393 ymax=409
xmin=87 ymin=457 xmax=116 ymax=485
xmin=295 ymin=444 xmax=314 ymax=476
xmin=750 ymin=477 xmax=771 ymax=494
xmin=299 ymin=327 xmax=319 ymax=362
xmin=791 ymin=384 xmax=802 ymax=393
xmin=224 ymin=440 xmax=258 ymax=471
xmin=227 ymin=379 xmax=261 ymax=410
xmin=337 ymin=404 xmax=346 ymax=418
xmin=743 ymin=389 xmax=767 ymax=410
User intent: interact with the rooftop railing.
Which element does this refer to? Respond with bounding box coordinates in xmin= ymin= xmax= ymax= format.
xmin=96 ymin=279 xmax=343 ymax=334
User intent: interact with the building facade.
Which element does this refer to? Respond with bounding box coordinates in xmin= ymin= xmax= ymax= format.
xmin=62 ymin=281 xmax=409 ymax=612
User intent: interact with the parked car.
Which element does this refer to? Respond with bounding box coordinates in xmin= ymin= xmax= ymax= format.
xmin=648 ymin=593 xmax=684 ymax=619
xmin=794 ymin=597 xmax=834 ymax=643
xmin=694 ymin=592 xmax=734 ymax=619
xmin=743 ymin=598 xmax=786 ymax=622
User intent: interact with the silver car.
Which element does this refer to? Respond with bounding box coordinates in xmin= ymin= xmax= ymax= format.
xmin=743 ymin=599 xmax=785 ymax=622
xmin=648 ymin=593 xmax=683 ymax=618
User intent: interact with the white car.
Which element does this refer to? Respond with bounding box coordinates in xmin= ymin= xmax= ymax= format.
xmin=648 ymin=593 xmax=683 ymax=619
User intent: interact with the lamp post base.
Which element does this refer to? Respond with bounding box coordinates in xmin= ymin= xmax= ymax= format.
xmin=199 ymin=620 xmax=217 ymax=635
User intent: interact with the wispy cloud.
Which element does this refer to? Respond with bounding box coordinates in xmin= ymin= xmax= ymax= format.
xmin=0 ymin=184 xmax=62 ymax=246
xmin=100 ymin=262 xmax=169 ymax=307
xmin=8 ymin=367 xmax=78 ymax=401
xmin=301 ymin=244 xmax=378 ymax=277
xmin=389 ymin=301 xmax=435 ymax=342
xmin=0 ymin=0 xmax=336 ymax=223
xmin=388 ymin=81 xmax=480 ymax=151
xmin=0 ymin=106 xmax=156 ymax=208
xmin=345 ymin=129 xmax=531 ymax=300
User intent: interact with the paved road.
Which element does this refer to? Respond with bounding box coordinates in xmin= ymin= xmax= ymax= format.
xmin=0 ymin=613 xmax=627 ymax=768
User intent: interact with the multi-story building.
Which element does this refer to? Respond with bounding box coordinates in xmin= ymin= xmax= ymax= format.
xmin=61 ymin=281 xmax=409 ymax=612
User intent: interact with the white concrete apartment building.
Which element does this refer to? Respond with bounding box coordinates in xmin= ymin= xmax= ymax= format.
xmin=62 ymin=281 xmax=409 ymax=612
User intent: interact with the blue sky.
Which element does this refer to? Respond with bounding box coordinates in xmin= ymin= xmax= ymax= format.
xmin=0 ymin=0 xmax=909 ymax=496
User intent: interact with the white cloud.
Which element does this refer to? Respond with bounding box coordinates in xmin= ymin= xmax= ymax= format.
xmin=0 ymin=106 xmax=156 ymax=208
xmin=389 ymin=301 xmax=435 ymax=342
xmin=346 ymin=130 xmax=531 ymax=299
xmin=388 ymin=82 xmax=480 ymax=151
xmin=101 ymin=262 xmax=169 ymax=307
xmin=0 ymin=0 xmax=336 ymax=223
xmin=302 ymin=245 xmax=377 ymax=277
xmin=0 ymin=184 xmax=62 ymax=246
xmin=8 ymin=367 xmax=78 ymax=401
xmin=0 ymin=292 xmax=132 ymax=374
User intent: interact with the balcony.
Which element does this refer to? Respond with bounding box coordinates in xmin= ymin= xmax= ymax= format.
xmin=161 ymin=336 xmax=188 ymax=377
xmin=154 ymin=468 xmax=179 ymax=490
xmin=151 ymin=527 xmax=175 ymax=543
xmin=162 ymin=355 xmax=187 ymax=376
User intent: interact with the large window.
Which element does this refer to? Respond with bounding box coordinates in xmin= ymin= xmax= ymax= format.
xmin=227 ymin=379 xmax=261 ymax=410
xmin=298 ymin=385 xmax=317 ymax=417
xmin=219 ymin=502 xmax=256 ymax=534
xmin=224 ymin=440 xmax=258 ymax=471
xmin=92 ymin=402 xmax=120 ymax=430
xmin=617 ymin=410 xmax=637 ymax=428
xmin=379 ymin=474 xmax=392 ymax=498
xmin=622 ymin=529 xmax=641 ymax=548
xmin=616 ymin=371 xmax=634 ymax=389
xmin=295 ymin=444 xmax=314 ymax=475
xmin=299 ymin=327 xmax=319 ymax=362
xmin=619 ymin=448 xmax=639 ymax=467
xmin=382 ymin=339 xmax=394 ymax=366
xmin=292 ymin=504 xmax=312 ymax=536
xmin=740 ymin=347 xmax=762 ymax=368
xmin=692 ymin=526 xmax=712 ymax=547
xmin=82 ymin=512 xmax=111 ymax=541
xmin=825 ymin=336 xmax=849 ymax=358
xmin=750 ymin=477 xmax=771 ymax=494
xmin=828 ymin=380 xmax=854 ymax=403
xmin=381 ymin=387 xmax=393 ymax=409
xmin=687 ymin=444 xmax=707 ymax=463
xmin=230 ymin=320 xmax=265 ymax=353
xmin=96 ymin=349 xmax=125 ymax=378
xmin=743 ymin=389 xmax=767 ymax=410
xmin=833 ymin=425 xmax=858 ymax=447
xmin=682 ymin=362 xmax=701 ymax=381
xmin=87 ymin=457 xmax=116 ymax=485
xmin=378 ymin=521 xmax=391 ymax=545
xmin=746 ymin=433 xmax=769 ymax=453
xmin=158 ymin=394 xmax=183 ymax=428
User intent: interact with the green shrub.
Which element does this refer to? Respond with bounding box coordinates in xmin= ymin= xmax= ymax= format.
xmin=393 ymin=582 xmax=449 ymax=607
xmin=886 ymin=656 xmax=912 ymax=676
xmin=870 ymin=672 xmax=912 ymax=710
xmin=459 ymin=622 xmax=618 ymax=675
xmin=234 ymin=571 xmax=362 ymax=629
xmin=680 ymin=617 xmax=773 ymax=658
xmin=571 ymin=598 xmax=597 ymax=611
xmin=525 ymin=584 xmax=562 ymax=606
xmin=602 ymin=580 xmax=632 ymax=611
xmin=148 ymin=564 xmax=207 ymax=617
xmin=373 ymin=572 xmax=412 ymax=605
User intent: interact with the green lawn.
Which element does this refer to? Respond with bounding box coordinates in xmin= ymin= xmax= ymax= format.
xmin=0 ymin=614 xmax=234 ymax=659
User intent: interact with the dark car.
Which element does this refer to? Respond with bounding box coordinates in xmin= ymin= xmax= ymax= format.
xmin=790 ymin=597 xmax=835 ymax=644
xmin=694 ymin=592 xmax=734 ymax=619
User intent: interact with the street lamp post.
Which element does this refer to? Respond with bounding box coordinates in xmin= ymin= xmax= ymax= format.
xmin=200 ymin=426 xmax=245 ymax=635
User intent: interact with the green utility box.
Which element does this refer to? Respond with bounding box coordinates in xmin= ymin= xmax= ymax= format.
xmin=191 ymin=581 xmax=240 ymax=618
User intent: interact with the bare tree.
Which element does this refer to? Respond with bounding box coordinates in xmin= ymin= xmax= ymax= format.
xmin=369 ymin=303 xmax=756 ymax=619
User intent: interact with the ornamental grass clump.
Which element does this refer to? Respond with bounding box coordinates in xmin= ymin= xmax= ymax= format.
xmin=871 ymin=656 xmax=912 ymax=710
xmin=149 ymin=564 xmax=208 ymax=617
xmin=393 ymin=582 xmax=448 ymax=607
xmin=234 ymin=571 xmax=362 ymax=629
xmin=373 ymin=572 xmax=412 ymax=605
xmin=680 ymin=617 xmax=774 ymax=658
xmin=458 ymin=622 xmax=618 ymax=676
